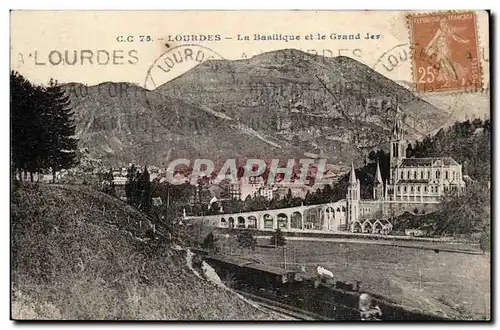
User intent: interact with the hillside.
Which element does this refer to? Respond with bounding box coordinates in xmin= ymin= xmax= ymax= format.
xmin=11 ymin=183 xmax=278 ymax=320
xmin=63 ymin=49 xmax=450 ymax=167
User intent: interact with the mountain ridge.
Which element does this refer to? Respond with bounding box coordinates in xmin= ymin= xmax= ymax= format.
xmin=63 ymin=49 xmax=453 ymax=168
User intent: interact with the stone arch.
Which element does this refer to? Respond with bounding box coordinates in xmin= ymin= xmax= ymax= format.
xmin=237 ymin=216 xmax=246 ymax=228
xmin=220 ymin=217 xmax=226 ymax=227
xmin=291 ymin=211 xmax=302 ymax=229
xmin=324 ymin=207 xmax=335 ymax=231
xmin=373 ymin=221 xmax=383 ymax=234
xmin=228 ymin=217 xmax=235 ymax=228
xmin=277 ymin=213 xmax=288 ymax=229
xmin=342 ymin=206 xmax=346 ymax=212
xmin=305 ymin=207 xmax=322 ymax=230
xmin=336 ymin=207 xmax=341 ymax=213
xmin=262 ymin=214 xmax=274 ymax=229
xmin=362 ymin=221 xmax=372 ymax=233
xmin=352 ymin=221 xmax=362 ymax=233
xmin=247 ymin=215 xmax=257 ymax=229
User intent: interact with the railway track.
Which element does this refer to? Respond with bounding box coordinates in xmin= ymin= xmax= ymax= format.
xmin=234 ymin=288 xmax=329 ymax=320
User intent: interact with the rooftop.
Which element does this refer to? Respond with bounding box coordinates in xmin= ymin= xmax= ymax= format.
xmin=400 ymin=157 xmax=459 ymax=167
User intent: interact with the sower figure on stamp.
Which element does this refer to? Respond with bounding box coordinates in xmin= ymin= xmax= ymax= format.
xmin=423 ymin=17 xmax=470 ymax=86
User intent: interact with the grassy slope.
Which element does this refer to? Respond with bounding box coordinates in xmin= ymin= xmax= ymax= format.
xmin=220 ymin=237 xmax=490 ymax=320
xmin=11 ymin=183 xmax=276 ymax=320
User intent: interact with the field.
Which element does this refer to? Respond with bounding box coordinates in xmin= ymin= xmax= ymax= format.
xmin=218 ymin=236 xmax=491 ymax=320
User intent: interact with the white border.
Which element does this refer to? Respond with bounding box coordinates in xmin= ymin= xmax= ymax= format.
xmin=2 ymin=1 xmax=496 ymax=330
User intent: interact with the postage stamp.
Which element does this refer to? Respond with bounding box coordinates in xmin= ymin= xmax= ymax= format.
xmin=407 ymin=11 xmax=482 ymax=93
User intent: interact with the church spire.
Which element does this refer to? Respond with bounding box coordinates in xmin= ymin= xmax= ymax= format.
xmin=392 ymin=104 xmax=404 ymax=141
xmin=375 ymin=160 xmax=383 ymax=184
xmin=349 ymin=162 xmax=357 ymax=184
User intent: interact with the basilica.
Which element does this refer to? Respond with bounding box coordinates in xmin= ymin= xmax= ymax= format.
xmin=346 ymin=110 xmax=466 ymax=232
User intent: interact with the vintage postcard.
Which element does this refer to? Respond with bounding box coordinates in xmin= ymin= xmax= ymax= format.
xmin=10 ymin=10 xmax=491 ymax=321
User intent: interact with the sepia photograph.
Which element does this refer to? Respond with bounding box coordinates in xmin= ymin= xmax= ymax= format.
xmin=9 ymin=10 xmax=491 ymax=321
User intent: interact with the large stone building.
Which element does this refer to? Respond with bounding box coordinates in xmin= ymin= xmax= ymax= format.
xmin=346 ymin=111 xmax=466 ymax=232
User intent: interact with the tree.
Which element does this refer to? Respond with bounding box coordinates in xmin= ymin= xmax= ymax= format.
xmin=126 ymin=164 xmax=138 ymax=205
xmin=102 ymin=168 xmax=116 ymax=196
xmin=11 ymin=72 xmax=79 ymax=182
xmin=11 ymin=71 xmax=50 ymax=181
xmin=237 ymin=230 xmax=257 ymax=250
xmin=45 ymin=79 xmax=79 ymax=182
xmin=202 ymin=232 xmax=220 ymax=253
xmin=434 ymin=183 xmax=490 ymax=236
xmin=269 ymin=228 xmax=286 ymax=247
xmin=137 ymin=166 xmax=152 ymax=213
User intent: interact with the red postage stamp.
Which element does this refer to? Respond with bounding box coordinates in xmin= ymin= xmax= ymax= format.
xmin=407 ymin=11 xmax=482 ymax=93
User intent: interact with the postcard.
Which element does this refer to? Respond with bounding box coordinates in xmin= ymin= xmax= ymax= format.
xmin=10 ymin=10 xmax=490 ymax=321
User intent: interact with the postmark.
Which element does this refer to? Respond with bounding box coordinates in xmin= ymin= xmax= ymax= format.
xmin=407 ymin=11 xmax=482 ymax=93
xmin=371 ymin=43 xmax=457 ymax=138
xmin=144 ymin=43 xmax=225 ymax=90
xmin=142 ymin=44 xmax=226 ymax=132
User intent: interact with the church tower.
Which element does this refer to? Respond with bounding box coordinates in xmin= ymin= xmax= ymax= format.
xmin=373 ymin=160 xmax=384 ymax=200
xmin=346 ymin=163 xmax=360 ymax=225
xmin=389 ymin=105 xmax=406 ymax=182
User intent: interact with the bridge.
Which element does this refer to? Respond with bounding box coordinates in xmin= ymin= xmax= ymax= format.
xmin=185 ymin=200 xmax=349 ymax=232
xmin=183 ymin=197 xmax=438 ymax=234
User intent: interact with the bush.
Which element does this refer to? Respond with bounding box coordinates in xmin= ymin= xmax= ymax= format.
xmin=202 ymin=232 xmax=220 ymax=253
xmin=269 ymin=228 xmax=286 ymax=247
xmin=236 ymin=230 xmax=257 ymax=250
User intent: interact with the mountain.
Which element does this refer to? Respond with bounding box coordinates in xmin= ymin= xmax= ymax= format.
xmin=64 ymin=49 xmax=451 ymax=168
xmin=63 ymin=82 xmax=304 ymax=168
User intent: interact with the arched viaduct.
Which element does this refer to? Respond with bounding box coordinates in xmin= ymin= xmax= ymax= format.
xmin=184 ymin=201 xmax=348 ymax=232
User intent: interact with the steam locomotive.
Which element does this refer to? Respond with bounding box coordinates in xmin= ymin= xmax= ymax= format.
xmin=204 ymin=254 xmax=382 ymax=320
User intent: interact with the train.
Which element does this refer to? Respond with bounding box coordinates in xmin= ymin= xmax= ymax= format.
xmin=203 ymin=254 xmax=382 ymax=320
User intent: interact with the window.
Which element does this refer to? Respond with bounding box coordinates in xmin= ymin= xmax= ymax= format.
xmin=436 ymin=170 xmax=440 ymax=179
xmin=410 ymin=186 xmax=414 ymax=192
xmin=428 ymin=171 xmax=431 ymax=179
xmin=417 ymin=186 xmax=420 ymax=192
xmin=414 ymin=171 xmax=417 ymax=179
xmin=397 ymin=186 xmax=400 ymax=193
xmin=393 ymin=143 xmax=399 ymax=158
xmin=445 ymin=171 xmax=449 ymax=180
xmin=420 ymin=171 xmax=424 ymax=179
xmin=424 ymin=186 xmax=428 ymax=192
xmin=404 ymin=186 xmax=407 ymax=193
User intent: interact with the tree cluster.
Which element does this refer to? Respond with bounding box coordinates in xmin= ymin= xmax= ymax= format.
xmin=236 ymin=230 xmax=257 ymax=250
xmin=11 ymin=71 xmax=79 ymax=181
xmin=125 ymin=164 xmax=153 ymax=213
xmin=407 ymin=119 xmax=491 ymax=182
xmin=100 ymin=168 xmax=116 ymax=196
xmin=269 ymin=228 xmax=287 ymax=247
